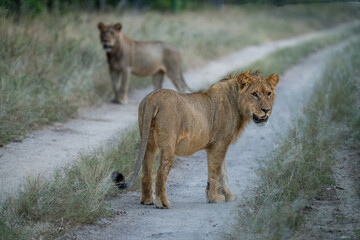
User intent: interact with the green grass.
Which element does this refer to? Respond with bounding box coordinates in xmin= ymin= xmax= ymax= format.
xmin=0 ymin=126 xmax=141 ymax=239
xmin=228 ymin=39 xmax=360 ymax=240
xmin=0 ymin=218 xmax=19 ymax=240
xmin=1 ymin=3 xmax=360 ymax=146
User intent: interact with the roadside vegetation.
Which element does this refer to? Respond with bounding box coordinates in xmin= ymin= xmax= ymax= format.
xmin=1 ymin=3 xmax=360 ymax=146
xmin=1 ymin=16 xmax=359 ymax=239
xmin=228 ymin=39 xmax=360 ymax=239
xmin=0 ymin=127 xmax=141 ymax=239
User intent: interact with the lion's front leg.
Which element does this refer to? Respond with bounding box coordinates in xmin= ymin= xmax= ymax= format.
xmin=110 ymin=71 xmax=121 ymax=103
xmin=152 ymin=71 xmax=164 ymax=90
xmin=205 ymin=144 xmax=229 ymax=203
xmin=118 ymin=68 xmax=130 ymax=104
xmin=219 ymin=161 xmax=237 ymax=202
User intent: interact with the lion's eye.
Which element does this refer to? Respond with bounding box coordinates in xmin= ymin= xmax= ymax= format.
xmin=268 ymin=92 xmax=272 ymax=96
xmin=252 ymin=92 xmax=258 ymax=98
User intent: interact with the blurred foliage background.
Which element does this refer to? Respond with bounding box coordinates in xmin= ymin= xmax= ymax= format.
xmin=1 ymin=0 xmax=356 ymax=15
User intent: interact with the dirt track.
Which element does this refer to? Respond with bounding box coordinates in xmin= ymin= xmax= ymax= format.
xmin=0 ymin=21 xmax=358 ymax=196
xmin=71 ymin=39 xmax=356 ymax=239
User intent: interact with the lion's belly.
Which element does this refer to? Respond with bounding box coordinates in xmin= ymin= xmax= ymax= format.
xmin=132 ymin=64 xmax=165 ymax=77
xmin=132 ymin=46 xmax=165 ymax=77
xmin=175 ymin=141 xmax=202 ymax=156
xmin=175 ymin=132 xmax=209 ymax=156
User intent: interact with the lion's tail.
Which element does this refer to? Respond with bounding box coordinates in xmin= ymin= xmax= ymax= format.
xmin=180 ymin=71 xmax=194 ymax=93
xmin=112 ymin=103 xmax=157 ymax=190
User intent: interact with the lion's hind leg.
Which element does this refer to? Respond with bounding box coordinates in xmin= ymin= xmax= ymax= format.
xmin=166 ymin=70 xmax=186 ymax=93
xmin=165 ymin=65 xmax=191 ymax=93
xmin=152 ymin=71 xmax=164 ymax=90
xmin=154 ymin=148 xmax=175 ymax=209
xmin=140 ymin=131 xmax=157 ymax=205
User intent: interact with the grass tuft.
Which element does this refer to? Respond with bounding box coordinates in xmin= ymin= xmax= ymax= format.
xmin=0 ymin=217 xmax=19 ymax=240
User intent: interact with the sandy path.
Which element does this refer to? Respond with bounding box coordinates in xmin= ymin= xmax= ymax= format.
xmin=71 ymin=39 xmax=357 ymax=239
xmin=0 ymin=21 xmax=358 ymax=196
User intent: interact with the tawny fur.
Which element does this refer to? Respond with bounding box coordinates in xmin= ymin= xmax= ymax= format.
xmin=116 ymin=71 xmax=279 ymax=209
xmin=97 ymin=22 xmax=190 ymax=104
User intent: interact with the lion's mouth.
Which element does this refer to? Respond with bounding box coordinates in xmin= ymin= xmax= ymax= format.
xmin=252 ymin=114 xmax=268 ymax=124
xmin=103 ymin=44 xmax=113 ymax=52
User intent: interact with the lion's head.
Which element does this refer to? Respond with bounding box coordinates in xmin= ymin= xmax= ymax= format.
xmin=97 ymin=22 xmax=122 ymax=52
xmin=236 ymin=71 xmax=279 ymax=126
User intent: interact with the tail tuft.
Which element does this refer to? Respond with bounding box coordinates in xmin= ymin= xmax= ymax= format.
xmin=111 ymin=171 xmax=127 ymax=189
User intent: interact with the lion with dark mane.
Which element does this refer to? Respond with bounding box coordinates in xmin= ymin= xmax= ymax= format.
xmin=112 ymin=71 xmax=279 ymax=208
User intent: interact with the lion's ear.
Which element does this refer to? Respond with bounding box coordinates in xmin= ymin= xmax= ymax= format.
xmin=114 ymin=22 xmax=122 ymax=32
xmin=267 ymin=73 xmax=279 ymax=90
xmin=97 ymin=22 xmax=105 ymax=31
xmin=236 ymin=72 xmax=253 ymax=89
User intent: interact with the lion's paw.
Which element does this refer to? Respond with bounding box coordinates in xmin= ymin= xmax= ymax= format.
xmin=207 ymin=194 xmax=226 ymax=203
xmin=155 ymin=196 xmax=171 ymax=209
xmin=141 ymin=197 xmax=154 ymax=205
xmin=225 ymin=193 xmax=237 ymax=202
xmin=119 ymin=99 xmax=128 ymax=104
xmin=111 ymin=98 xmax=121 ymax=104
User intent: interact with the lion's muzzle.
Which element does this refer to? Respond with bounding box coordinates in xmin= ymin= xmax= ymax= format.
xmin=103 ymin=44 xmax=113 ymax=52
xmin=252 ymin=114 xmax=268 ymax=126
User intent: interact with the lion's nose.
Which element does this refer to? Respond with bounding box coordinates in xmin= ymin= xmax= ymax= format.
xmin=261 ymin=108 xmax=270 ymax=114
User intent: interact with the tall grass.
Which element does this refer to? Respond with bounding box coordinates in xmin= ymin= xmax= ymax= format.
xmin=1 ymin=3 xmax=360 ymax=146
xmin=0 ymin=13 xmax=107 ymax=146
xmin=228 ymin=39 xmax=360 ymax=240
xmin=0 ymin=127 xmax=141 ymax=239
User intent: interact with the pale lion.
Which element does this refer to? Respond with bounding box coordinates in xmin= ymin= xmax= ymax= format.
xmin=112 ymin=71 xmax=279 ymax=208
xmin=97 ymin=22 xmax=191 ymax=104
